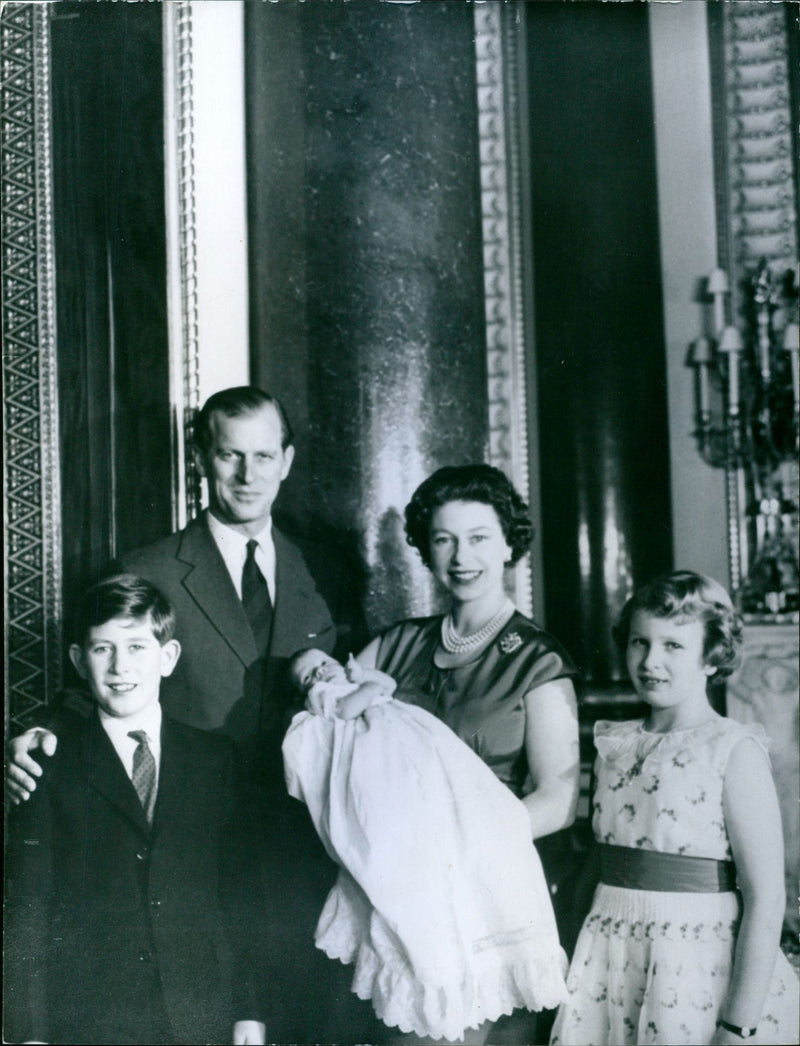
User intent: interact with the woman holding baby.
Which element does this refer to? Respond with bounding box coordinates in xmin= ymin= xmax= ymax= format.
xmin=285 ymin=463 xmax=581 ymax=1045
xmin=362 ymin=463 xmax=580 ymax=841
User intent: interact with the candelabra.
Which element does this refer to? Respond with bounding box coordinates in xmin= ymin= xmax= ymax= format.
xmin=689 ymin=260 xmax=799 ymax=615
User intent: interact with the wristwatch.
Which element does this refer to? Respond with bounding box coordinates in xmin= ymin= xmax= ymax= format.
xmin=716 ymin=1018 xmax=757 ymax=1039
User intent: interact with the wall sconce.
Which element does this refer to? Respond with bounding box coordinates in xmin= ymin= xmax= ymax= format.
xmin=690 ymin=259 xmax=799 ymax=615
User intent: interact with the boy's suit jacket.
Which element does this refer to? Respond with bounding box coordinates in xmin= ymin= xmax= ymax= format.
xmin=70 ymin=518 xmax=373 ymax=1044
xmin=118 ymin=514 xmax=363 ymax=787
xmin=4 ymin=709 xmax=264 ymax=1046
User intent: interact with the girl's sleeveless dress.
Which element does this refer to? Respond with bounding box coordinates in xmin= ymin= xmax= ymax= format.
xmin=550 ymin=717 xmax=799 ymax=1046
xmin=282 ymin=688 xmax=568 ymax=1042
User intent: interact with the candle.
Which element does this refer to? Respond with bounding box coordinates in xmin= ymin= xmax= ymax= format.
xmin=729 ymin=353 xmax=740 ymax=413
xmin=756 ymin=308 xmax=771 ymax=384
xmin=708 ymin=268 xmax=728 ymax=336
xmin=699 ymin=366 xmax=710 ymax=418
xmin=692 ymin=336 xmax=712 ymax=364
xmin=719 ymin=325 xmax=743 ymax=412
xmin=693 ymin=338 xmax=712 ymax=418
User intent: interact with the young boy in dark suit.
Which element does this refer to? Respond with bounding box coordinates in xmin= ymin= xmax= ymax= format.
xmin=3 ymin=575 xmax=267 ymax=1045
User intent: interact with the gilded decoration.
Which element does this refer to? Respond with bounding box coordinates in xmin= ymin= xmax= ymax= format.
xmin=474 ymin=2 xmax=533 ymax=617
xmin=164 ymin=0 xmax=202 ymax=527
xmin=707 ymin=1 xmax=799 ymax=606
xmin=2 ymin=2 xmax=62 ymax=727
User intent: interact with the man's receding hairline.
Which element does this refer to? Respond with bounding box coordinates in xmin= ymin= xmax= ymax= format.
xmin=207 ymin=400 xmax=280 ymax=424
xmin=204 ymin=401 xmax=288 ymax=444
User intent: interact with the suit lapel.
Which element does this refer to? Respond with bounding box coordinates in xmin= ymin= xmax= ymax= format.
xmin=177 ymin=515 xmax=258 ymax=666
xmin=271 ymin=528 xmax=320 ymax=654
xmin=84 ymin=712 xmax=150 ymax=835
xmin=151 ymin=716 xmax=186 ymax=833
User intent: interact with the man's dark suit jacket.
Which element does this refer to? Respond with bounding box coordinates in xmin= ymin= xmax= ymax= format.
xmin=116 ymin=515 xmax=378 ymax=1042
xmin=118 ymin=514 xmax=361 ymax=790
xmin=3 ymin=708 xmax=264 ymax=1046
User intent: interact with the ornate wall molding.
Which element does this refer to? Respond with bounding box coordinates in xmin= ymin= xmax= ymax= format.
xmin=164 ymin=0 xmax=201 ymax=528
xmin=717 ymin=1 xmax=797 ymax=324
xmin=2 ymin=2 xmax=62 ymax=728
xmin=709 ymin=1 xmax=798 ymax=601
xmin=474 ymin=2 xmax=533 ymax=617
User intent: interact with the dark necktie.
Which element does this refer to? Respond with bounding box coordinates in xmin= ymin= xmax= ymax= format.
xmin=128 ymin=730 xmax=157 ymax=824
xmin=242 ymin=539 xmax=273 ymax=654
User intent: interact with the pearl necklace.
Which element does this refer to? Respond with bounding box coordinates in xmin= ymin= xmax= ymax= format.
xmin=440 ymin=599 xmax=514 ymax=655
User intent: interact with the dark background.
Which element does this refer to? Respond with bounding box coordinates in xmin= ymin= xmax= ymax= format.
xmin=52 ymin=0 xmax=672 ymax=687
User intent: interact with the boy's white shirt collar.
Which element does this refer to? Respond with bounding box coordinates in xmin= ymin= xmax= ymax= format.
xmin=99 ymin=700 xmax=163 ymax=785
xmin=205 ymin=510 xmax=276 ymax=602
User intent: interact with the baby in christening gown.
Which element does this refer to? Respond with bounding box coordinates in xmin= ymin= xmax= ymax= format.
xmin=282 ymin=649 xmax=568 ymax=1042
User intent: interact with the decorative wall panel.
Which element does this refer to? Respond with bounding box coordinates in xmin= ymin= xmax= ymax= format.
xmin=50 ymin=1 xmax=171 ymax=612
xmin=164 ymin=0 xmax=202 ymax=527
xmin=727 ymin=622 xmax=799 ymax=933
xmin=474 ymin=2 xmax=533 ymax=617
xmin=707 ymin=1 xmax=798 ymax=612
xmin=714 ymin=1 xmax=797 ymax=324
xmin=2 ymin=2 xmax=62 ymax=728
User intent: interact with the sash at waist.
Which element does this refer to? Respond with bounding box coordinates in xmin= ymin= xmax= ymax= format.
xmin=598 ymin=843 xmax=737 ymax=892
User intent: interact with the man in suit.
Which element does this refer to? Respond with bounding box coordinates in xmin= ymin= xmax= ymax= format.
xmin=121 ymin=386 xmax=378 ymax=1039
xmin=8 ymin=385 xmax=360 ymax=791
xmin=6 ymin=386 xmax=379 ymax=1043
xmin=117 ymin=385 xmax=360 ymax=786
xmin=4 ymin=575 xmax=266 ymax=1045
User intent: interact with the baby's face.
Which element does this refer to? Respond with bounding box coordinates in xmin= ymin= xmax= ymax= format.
xmin=291 ymin=649 xmax=347 ymax=692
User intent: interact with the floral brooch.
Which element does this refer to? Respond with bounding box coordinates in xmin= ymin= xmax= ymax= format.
xmin=498 ymin=631 xmax=522 ymax=654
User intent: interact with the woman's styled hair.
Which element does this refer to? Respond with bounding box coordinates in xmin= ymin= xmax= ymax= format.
xmin=613 ymin=570 xmax=744 ymax=678
xmin=193 ymin=386 xmax=294 ymax=454
xmin=404 ymin=464 xmax=533 ymax=567
xmin=74 ymin=574 xmax=176 ymax=646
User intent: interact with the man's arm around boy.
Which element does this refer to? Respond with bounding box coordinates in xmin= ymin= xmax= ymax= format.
xmin=3 ymin=707 xmax=268 ymax=1045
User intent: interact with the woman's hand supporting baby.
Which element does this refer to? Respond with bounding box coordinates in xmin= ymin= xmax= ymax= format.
xmin=337 ymin=654 xmax=397 ymax=720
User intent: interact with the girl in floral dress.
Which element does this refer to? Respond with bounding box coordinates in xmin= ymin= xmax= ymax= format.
xmin=551 ymin=571 xmax=799 ymax=1046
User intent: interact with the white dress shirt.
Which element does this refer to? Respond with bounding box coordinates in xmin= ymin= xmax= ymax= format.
xmin=99 ymin=699 xmax=163 ymax=789
xmin=206 ymin=510 xmax=277 ymax=603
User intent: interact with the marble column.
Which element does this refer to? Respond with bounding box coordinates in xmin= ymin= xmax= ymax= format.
xmin=524 ymin=3 xmax=674 ymax=680
xmin=246 ymin=1 xmax=488 ymax=630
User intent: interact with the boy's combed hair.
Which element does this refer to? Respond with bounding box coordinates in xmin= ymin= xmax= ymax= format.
xmin=405 ymin=463 xmax=533 ymax=567
xmin=74 ymin=574 xmax=176 ymax=646
xmin=613 ymin=570 xmax=744 ymax=678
